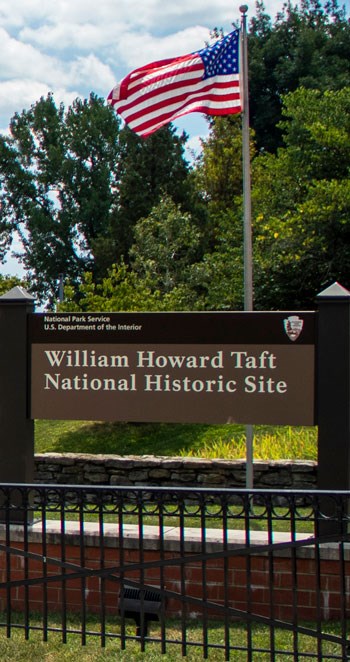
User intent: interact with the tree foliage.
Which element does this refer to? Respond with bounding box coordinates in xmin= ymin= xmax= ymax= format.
xmin=252 ymin=87 xmax=350 ymax=308
xmin=131 ymin=195 xmax=201 ymax=294
xmin=60 ymin=85 xmax=350 ymax=313
xmin=248 ymin=0 xmax=350 ymax=151
xmin=0 ymin=94 xmax=194 ymax=303
xmin=60 ymin=264 xmax=164 ymax=312
xmin=0 ymin=274 xmax=28 ymax=296
xmin=0 ymin=93 xmax=121 ymax=302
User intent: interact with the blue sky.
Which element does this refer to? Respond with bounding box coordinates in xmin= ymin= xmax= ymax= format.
xmin=0 ymin=0 xmax=348 ymax=279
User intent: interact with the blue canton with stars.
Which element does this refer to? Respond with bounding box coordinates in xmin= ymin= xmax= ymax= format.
xmin=197 ymin=30 xmax=239 ymax=79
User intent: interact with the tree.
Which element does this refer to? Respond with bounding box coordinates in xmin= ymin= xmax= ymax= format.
xmin=252 ymin=87 xmax=350 ymax=308
xmin=75 ymin=117 xmax=199 ymax=281
xmin=0 ymin=274 xmax=28 ymax=296
xmin=189 ymin=116 xmax=255 ymax=310
xmin=0 ymin=93 xmax=122 ymax=303
xmin=0 ymin=95 xmax=196 ymax=305
xmin=131 ymin=195 xmax=201 ymax=292
xmin=194 ymin=116 xmax=245 ymax=212
xmin=248 ymin=0 xmax=350 ymax=151
xmin=60 ymin=264 xmax=164 ymax=312
xmin=111 ymin=125 xmax=197 ymax=264
xmin=60 ymin=191 xmax=245 ymax=313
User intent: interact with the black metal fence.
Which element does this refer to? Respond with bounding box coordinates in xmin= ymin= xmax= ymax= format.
xmin=0 ymin=484 xmax=349 ymax=660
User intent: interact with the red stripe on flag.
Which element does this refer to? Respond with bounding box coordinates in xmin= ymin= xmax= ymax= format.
xmin=117 ymin=76 xmax=239 ymax=117
xmin=124 ymin=85 xmax=241 ymax=126
xmin=129 ymin=90 xmax=241 ymax=136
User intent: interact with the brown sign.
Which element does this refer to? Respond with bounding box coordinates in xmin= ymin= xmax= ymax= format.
xmin=29 ymin=312 xmax=316 ymax=425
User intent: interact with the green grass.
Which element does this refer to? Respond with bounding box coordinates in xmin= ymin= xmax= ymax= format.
xmin=35 ymin=420 xmax=318 ymax=461
xmin=39 ymin=503 xmax=315 ymax=534
xmin=0 ymin=614 xmax=346 ymax=661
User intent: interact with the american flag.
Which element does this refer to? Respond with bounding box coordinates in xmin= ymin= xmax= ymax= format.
xmin=107 ymin=30 xmax=241 ymax=138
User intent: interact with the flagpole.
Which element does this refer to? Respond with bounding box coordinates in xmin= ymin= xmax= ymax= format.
xmin=240 ymin=5 xmax=252 ymax=310
xmin=240 ymin=5 xmax=254 ymax=490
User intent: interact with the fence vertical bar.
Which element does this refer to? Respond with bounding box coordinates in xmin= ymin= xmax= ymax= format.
xmin=267 ymin=494 xmax=276 ymax=661
xmin=118 ymin=490 xmax=126 ymax=651
xmin=5 ymin=492 xmax=11 ymax=638
xmin=290 ymin=495 xmax=299 ymax=660
xmin=339 ymin=495 xmax=349 ymax=660
xmin=158 ymin=492 xmax=166 ymax=655
xmin=179 ymin=493 xmax=187 ymax=657
xmin=60 ymin=497 xmax=67 ymax=643
xmin=79 ymin=499 xmax=86 ymax=646
xmin=138 ymin=491 xmax=146 ymax=651
xmin=23 ymin=495 xmax=30 ymax=640
xmin=200 ymin=493 xmax=208 ymax=659
xmin=314 ymin=496 xmax=323 ymax=661
xmin=41 ymin=499 xmax=48 ymax=642
xmin=222 ymin=495 xmax=230 ymax=662
xmin=98 ymin=499 xmax=106 ymax=648
xmin=245 ymin=493 xmax=253 ymax=662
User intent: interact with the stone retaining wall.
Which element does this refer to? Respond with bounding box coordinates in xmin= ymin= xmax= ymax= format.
xmin=34 ymin=453 xmax=317 ymax=489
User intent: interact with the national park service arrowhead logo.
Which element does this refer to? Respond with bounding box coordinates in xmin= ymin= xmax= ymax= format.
xmin=284 ymin=315 xmax=304 ymax=342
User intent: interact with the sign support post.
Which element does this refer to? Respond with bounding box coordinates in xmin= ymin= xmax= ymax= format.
xmin=0 ymin=286 xmax=35 ymax=522
xmin=317 ymin=282 xmax=350 ymax=534
xmin=317 ymin=282 xmax=350 ymax=491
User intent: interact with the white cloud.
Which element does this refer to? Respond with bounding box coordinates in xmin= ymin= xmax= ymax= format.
xmin=0 ymin=27 xmax=55 ymax=79
xmin=0 ymin=79 xmax=81 ymax=124
xmin=0 ymin=0 xmax=236 ymax=32
xmin=0 ymin=0 xmax=48 ymax=28
xmin=68 ymin=54 xmax=115 ymax=91
xmin=0 ymin=0 xmax=330 ymax=137
xmin=109 ymin=26 xmax=212 ymax=71
xmin=0 ymin=80 xmax=51 ymax=118
xmin=19 ymin=22 xmax=111 ymax=52
xmin=0 ymin=25 xmax=114 ymax=104
xmin=0 ymin=0 xmax=320 ymax=36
